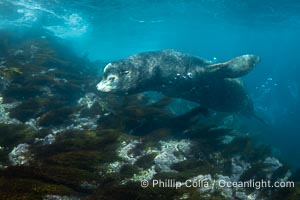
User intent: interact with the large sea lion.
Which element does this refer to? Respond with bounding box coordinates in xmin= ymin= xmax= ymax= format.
xmin=96 ymin=49 xmax=260 ymax=113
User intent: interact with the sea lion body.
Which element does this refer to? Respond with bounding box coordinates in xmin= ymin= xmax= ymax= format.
xmin=97 ymin=49 xmax=260 ymax=113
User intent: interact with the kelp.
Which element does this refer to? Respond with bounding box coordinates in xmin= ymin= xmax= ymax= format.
xmin=37 ymin=107 xmax=79 ymax=127
xmin=0 ymin=124 xmax=39 ymax=147
xmin=0 ymin=177 xmax=76 ymax=200
xmin=97 ymin=94 xmax=210 ymax=136
xmin=9 ymin=97 xmax=68 ymax=122
xmin=223 ymin=136 xmax=272 ymax=162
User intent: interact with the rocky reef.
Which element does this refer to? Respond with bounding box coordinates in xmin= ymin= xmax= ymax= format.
xmin=0 ymin=28 xmax=299 ymax=200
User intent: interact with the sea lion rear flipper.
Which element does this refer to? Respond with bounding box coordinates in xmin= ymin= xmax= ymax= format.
xmin=208 ymin=54 xmax=260 ymax=78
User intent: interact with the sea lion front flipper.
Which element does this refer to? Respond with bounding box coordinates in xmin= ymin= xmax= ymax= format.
xmin=207 ymin=54 xmax=260 ymax=78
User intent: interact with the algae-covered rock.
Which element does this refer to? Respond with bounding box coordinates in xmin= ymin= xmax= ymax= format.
xmin=8 ymin=143 xmax=32 ymax=166
xmin=0 ymin=96 xmax=20 ymax=124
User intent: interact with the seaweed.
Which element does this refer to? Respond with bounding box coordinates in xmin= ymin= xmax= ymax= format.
xmin=291 ymin=168 xmax=300 ymax=182
xmin=37 ymin=107 xmax=78 ymax=127
xmin=239 ymin=163 xmax=271 ymax=182
xmin=96 ymin=95 xmax=173 ymax=130
xmin=0 ymin=124 xmax=40 ymax=148
xmin=32 ymin=130 xmax=120 ymax=159
xmin=89 ymin=182 xmax=180 ymax=200
xmin=44 ymin=150 xmax=114 ymax=171
xmin=171 ymin=160 xmax=218 ymax=177
xmin=9 ymin=97 xmax=66 ymax=122
xmin=0 ymin=165 xmax=98 ymax=193
xmin=269 ymin=183 xmax=300 ymax=200
xmin=153 ymin=172 xmax=193 ymax=182
xmin=135 ymin=153 xmax=157 ymax=169
xmin=0 ymin=67 xmax=23 ymax=79
xmin=119 ymin=164 xmax=140 ymax=178
xmin=0 ymin=177 xmax=76 ymax=199
xmin=0 ymin=124 xmax=42 ymax=165
xmin=97 ymin=95 xmax=211 ymax=136
xmin=271 ymin=164 xmax=290 ymax=182
xmin=3 ymin=85 xmax=44 ymax=100
xmin=223 ymin=136 xmax=272 ymax=162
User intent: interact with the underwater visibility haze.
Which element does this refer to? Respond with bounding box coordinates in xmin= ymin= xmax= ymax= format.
xmin=0 ymin=0 xmax=300 ymax=199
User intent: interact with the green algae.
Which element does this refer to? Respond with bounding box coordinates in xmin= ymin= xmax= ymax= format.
xmin=223 ymin=136 xmax=272 ymax=162
xmin=7 ymin=165 xmax=94 ymax=189
xmin=0 ymin=67 xmax=23 ymax=79
xmin=119 ymin=164 xmax=140 ymax=178
xmin=269 ymin=183 xmax=300 ymax=200
xmin=0 ymin=124 xmax=41 ymax=164
xmin=271 ymin=164 xmax=290 ymax=182
xmin=171 ymin=160 xmax=217 ymax=178
xmin=37 ymin=107 xmax=78 ymax=127
xmin=0 ymin=177 xmax=76 ymax=200
xmin=90 ymin=182 xmax=180 ymax=200
xmin=97 ymin=96 xmax=174 ymax=134
xmin=135 ymin=153 xmax=157 ymax=169
xmin=9 ymin=97 xmax=67 ymax=122
xmin=3 ymin=85 xmax=44 ymax=100
xmin=153 ymin=172 xmax=194 ymax=182
xmin=153 ymin=159 xmax=218 ymax=182
xmin=44 ymin=150 xmax=114 ymax=171
xmin=239 ymin=162 xmax=272 ymax=182
xmin=291 ymin=168 xmax=300 ymax=182
xmin=33 ymin=130 xmax=120 ymax=157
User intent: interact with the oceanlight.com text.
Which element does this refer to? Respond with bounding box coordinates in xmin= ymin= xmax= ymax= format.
xmin=140 ymin=179 xmax=295 ymax=190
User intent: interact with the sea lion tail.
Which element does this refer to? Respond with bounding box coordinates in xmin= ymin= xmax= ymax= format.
xmin=209 ymin=54 xmax=260 ymax=78
xmin=240 ymin=105 xmax=269 ymax=127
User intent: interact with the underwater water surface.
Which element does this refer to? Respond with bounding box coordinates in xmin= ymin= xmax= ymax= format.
xmin=0 ymin=0 xmax=300 ymax=199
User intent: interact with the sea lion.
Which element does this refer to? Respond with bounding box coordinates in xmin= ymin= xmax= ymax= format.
xmin=96 ymin=49 xmax=260 ymax=113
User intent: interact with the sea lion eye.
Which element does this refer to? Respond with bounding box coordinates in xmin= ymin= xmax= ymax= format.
xmin=122 ymin=70 xmax=130 ymax=75
xmin=108 ymin=76 xmax=116 ymax=81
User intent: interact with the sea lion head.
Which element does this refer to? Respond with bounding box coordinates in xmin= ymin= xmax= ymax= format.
xmin=96 ymin=60 xmax=142 ymax=94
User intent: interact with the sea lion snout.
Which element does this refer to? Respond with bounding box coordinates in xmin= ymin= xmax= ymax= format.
xmin=97 ymin=74 xmax=119 ymax=92
xmin=96 ymin=80 xmax=111 ymax=92
xmin=252 ymin=54 xmax=261 ymax=64
xmin=245 ymin=54 xmax=260 ymax=67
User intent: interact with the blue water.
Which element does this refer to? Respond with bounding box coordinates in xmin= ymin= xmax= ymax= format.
xmin=1 ymin=0 xmax=300 ymax=167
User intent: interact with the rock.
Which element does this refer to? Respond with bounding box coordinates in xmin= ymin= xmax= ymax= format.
xmin=25 ymin=118 xmax=41 ymax=131
xmin=0 ymin=96 xmax=21 ymax=124
xmin=186 ymin=174 xmax=213 ymax=193
xmin=231 ymin=156 xmax=251 ymax=181
xmin=263 ymin=157 xmax=282 ymax=172
xmin=43 ymin=195 xmax=80 ymax=200
xmin=153 ymin=140 xmax=191 ymax=172
xmin=8 ymin=143 xmax=32 ymax=166
xmin=80 ymin=181 xmax=99 ymax=190
xmin=129 ymin=166 xmax=157 ymax=182
xmin=214 ymin=175 xmax=234 ymax=199
xmin=77 ymin=93 xmax=97 ymax=109
xmin=118 ymin=140 xmax=141 ymax=164
xmin=35 ymin=134 xmax=56 ymax=145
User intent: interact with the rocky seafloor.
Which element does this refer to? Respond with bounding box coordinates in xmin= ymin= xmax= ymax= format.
xmin=0 ymin=28 xmax=299 ymax=200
